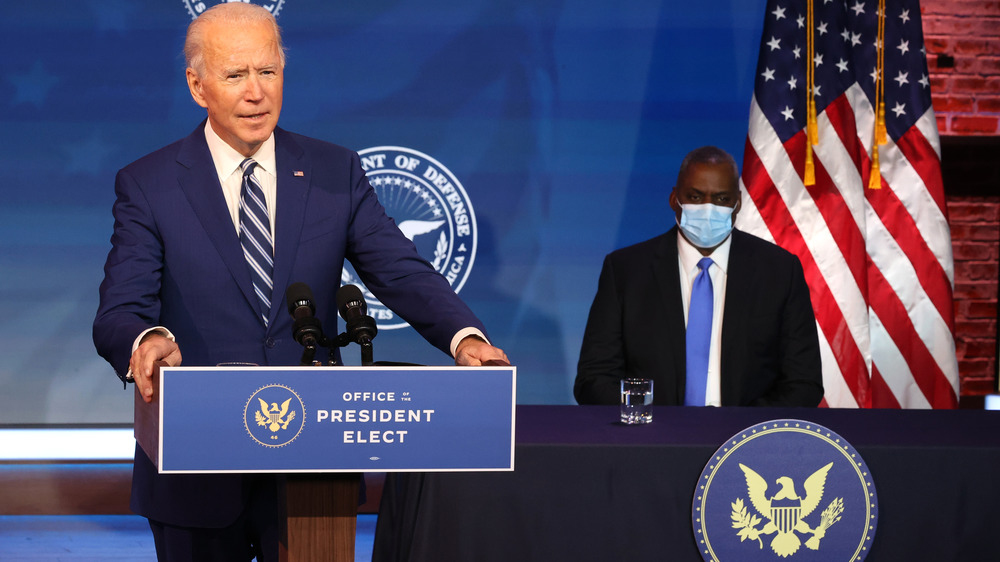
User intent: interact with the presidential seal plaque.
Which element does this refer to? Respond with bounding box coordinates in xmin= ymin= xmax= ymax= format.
xmin=183 ymin=0 xmax=285 ymax=19
xmin=693 ymin=419 xmax=878 ymax=561
xmin=350 ymin=146 xmax=478 ymax=330
xmin=244 ymin=384 xmax=306 ymax=448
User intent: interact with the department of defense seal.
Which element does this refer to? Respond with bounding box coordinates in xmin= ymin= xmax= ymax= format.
xmin=183 ymin=1 xmax=285 ymax=20
xmin=244 ymin=384 xmax=305 ymax=448
xmin=693 ymin=419 xmax=878 ymax=561
xmin=348 ymin=146 xmax=478 ymax=330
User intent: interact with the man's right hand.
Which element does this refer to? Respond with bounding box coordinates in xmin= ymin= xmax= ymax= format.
xmin=129 ymin=333 xmax=182 ymax=403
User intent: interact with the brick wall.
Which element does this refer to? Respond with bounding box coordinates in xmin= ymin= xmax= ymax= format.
xmin=923 ymin=0 xmax=1000 ymax=399
xmin=948 ymin=196 xmax=999 ymax=396
xmin=923 ymin=0 xmax=1000 ymax=135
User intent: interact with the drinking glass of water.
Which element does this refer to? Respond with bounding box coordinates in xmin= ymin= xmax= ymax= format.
xmin=620 ymin=378 xmax=653 ymax=424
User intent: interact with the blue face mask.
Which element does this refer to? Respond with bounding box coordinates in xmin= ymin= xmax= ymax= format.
xmin=678 ymin=203 xmax=735 ymax=249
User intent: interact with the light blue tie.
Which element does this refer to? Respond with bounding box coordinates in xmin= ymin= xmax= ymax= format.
xmin=685 ymin=257 xmax=714 ymax=406
xmin=239 ymin=158 xmax=274 ymax=327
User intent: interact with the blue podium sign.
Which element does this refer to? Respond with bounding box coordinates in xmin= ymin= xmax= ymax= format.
xmin=153 ymin=366 xmax=515 ymax=474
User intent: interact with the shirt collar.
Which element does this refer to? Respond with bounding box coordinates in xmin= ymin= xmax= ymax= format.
xmin=203 ymin=121 xmax=277 ymax=183
xmin=677 ymin=228 xmax=732 ymax=276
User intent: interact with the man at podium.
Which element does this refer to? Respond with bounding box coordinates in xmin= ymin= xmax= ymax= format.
xmin=92 ymin=3 xmax=507 ymax=560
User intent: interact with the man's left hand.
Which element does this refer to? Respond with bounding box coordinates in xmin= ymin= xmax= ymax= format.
xmin=455 ymin=336 xmax=509 ymax=366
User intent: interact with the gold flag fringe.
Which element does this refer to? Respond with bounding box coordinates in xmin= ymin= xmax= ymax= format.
xmin=869 ymin=0 xmax=887 ymax=189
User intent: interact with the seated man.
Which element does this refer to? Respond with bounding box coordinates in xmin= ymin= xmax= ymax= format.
xmin=575 ymin=146 xmax=823 ymax=407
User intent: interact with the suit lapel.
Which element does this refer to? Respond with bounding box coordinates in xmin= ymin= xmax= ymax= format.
xmin=175 ymin=124 xmax=259 ymax=315
xmin=268 ymin=128 xmax=309 ymax=328
xmin=651 ymin=228 xmax=687 ymax=404
xmin=720 ymin=229 xmax=751 ymax=404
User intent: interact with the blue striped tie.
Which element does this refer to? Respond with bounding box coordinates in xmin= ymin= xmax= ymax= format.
xmin=239 ymin=158 xmax=274 ymax=327
xmin=684 ymin=257 xmax=714 ymax=406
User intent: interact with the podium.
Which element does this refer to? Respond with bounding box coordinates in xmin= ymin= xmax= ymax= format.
xmin=135 ymin=365 xmax=516 ymax=562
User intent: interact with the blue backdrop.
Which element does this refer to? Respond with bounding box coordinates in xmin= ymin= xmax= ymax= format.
xmin=0 ymin=0 xmax=765 ymax=423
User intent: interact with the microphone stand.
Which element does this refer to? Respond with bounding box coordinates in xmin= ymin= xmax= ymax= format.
xmin=359 ymin=340 xmax=374 ymax=367
xmin=297 ymin=326 xmax=376 ymax=366
xmin=345 ymin=314 xmax=378 ymax=367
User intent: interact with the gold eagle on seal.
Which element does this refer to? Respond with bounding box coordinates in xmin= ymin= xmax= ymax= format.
xmin=731 ymin=462 xmax=845 ymax=557
xmin=254 ymin=398 xmax=296 ymax=433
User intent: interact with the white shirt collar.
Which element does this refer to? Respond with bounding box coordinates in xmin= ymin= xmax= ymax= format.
xmin=203 ymin=121 xmax=277 ymax=183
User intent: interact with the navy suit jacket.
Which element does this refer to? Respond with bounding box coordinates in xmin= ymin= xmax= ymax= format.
xmin=93 ymin=123 xmax=485 ymax=527
xmin=574 ymin=227 xmax=823 ymax=407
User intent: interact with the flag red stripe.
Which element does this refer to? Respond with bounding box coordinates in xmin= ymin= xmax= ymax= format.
xmin=869 ymin=365 xmax=902 ymax=409
xmin=898 ymin=123 xmax=947 ymax=216
xmin=820 ymin=94 xmax=868 ymax=173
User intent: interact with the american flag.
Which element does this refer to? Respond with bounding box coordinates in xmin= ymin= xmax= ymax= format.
xmin=738 ymin=0 xmax=958 ymax=408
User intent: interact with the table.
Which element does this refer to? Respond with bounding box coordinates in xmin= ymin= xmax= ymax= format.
xmin=373 ymin=405 xmax=1000 ymax=561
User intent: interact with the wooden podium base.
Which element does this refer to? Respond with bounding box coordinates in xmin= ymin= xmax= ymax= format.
xmin=279 ymin=473 xmax=361 ymax=562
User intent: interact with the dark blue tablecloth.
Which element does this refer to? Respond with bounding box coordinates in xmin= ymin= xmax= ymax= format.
xmin=374 ymin=405 xmax=1000 ymax=561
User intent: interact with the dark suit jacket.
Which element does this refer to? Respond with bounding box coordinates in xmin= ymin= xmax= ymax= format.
xmin=93 ymin=123 xmax=485 ymax=527
xmin=575 ymin=227 xmax=822 ymax=407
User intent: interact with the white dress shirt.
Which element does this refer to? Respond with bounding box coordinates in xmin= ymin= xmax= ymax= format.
xmin=204 ymin=122 xmax=277 ymax=239
xmin=677 ymin=232 xmax=732 ymax=406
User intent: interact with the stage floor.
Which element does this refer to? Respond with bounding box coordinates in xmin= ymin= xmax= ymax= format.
xmin=0 ymin=514 xmax=377 ymax=561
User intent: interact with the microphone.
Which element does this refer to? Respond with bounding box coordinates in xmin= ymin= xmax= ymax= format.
xmin=337 ymin=284 xmax=378 ymax=345
xmin=285 ymin=282 xmax=324 ymax=352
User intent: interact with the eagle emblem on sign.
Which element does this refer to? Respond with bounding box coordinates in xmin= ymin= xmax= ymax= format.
xmin=693 ymin=420 xmax=876 ymax=561
xmin=255 ymin=398 xmax=296 ymax=433
xmin=731 ymin=462 xmax=845 ymax=557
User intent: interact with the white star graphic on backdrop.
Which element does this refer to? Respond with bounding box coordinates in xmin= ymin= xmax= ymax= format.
xmin=892 ymin=102 xmax=907 ymax=117
xmin=87 ymin=0 xmax=136 ymax=32
xmin=841 ymin=29 xmax=851 ymax=41
xmin=768 ymin=36 xmax=781 ymax=51
xmin=837 ymin=59 xmax=850 ymax=72
xmin=870 ymin=67 xmax=880 ymax=83
xmin=797 ymin=15 xmax=805 ymax=28
xmin=894 ymin=71 xmax=909 ymax=86
xmin=919 ymin=74 xmax=930 ymax=88
xmin=897 ymin=40 xmax=910 ymax=55
xmin=817 ymin=22 xmax=828 ymax=36
xmin=900 ymin=9 xmax=910 ymax=24
xmin=9 ymin=61 xmax=59 ymax=108
xmin=781 ymin=106 xmax=795 ymax=120
xmin=65 ymin=132 xmax=117 ymax=175
xmin=788 ymin=76 xmax=798 ymax=90
xmin=813 ymin=84 xmax=822 ymax=97
xmin=773 ymin=5 xmax=786 ymax=20
xmin=852 ymin=1 xmax=865 ymax=16
xmin=793 ymin=46 xmax=801 ymax=59
xmin=814 ymin=53 xmax=824 ymax=68
xmin=850 ymin=32 xmax=862 ymax=46
xmin=762 ymin=68 xmax=776 ymax=81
